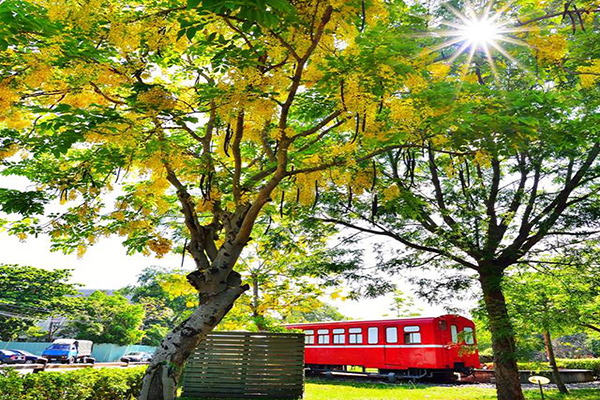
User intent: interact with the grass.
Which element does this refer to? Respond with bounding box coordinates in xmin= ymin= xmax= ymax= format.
xmin=305 ymin=379 xmax=600 ymax=400
xmin=180 ymin=378 xmax=600 ymax=400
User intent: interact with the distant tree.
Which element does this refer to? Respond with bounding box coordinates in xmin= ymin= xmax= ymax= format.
xmin=498 ymin=254 xmax=600 ymax=393
xmin=123 ymin=266 xmax=192 ymax=346
xmin=387 ymin=289 xmax=422 ymax=318
xmin=0 ymin=264 xmax=79 ymax=341
xmin=285 ymin=302 xmax=346 ymax=323
xmin=61 ymin=291 xmax=145 ymax=345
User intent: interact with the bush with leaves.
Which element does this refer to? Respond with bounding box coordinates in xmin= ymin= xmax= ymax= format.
xmin=0 ymin=366 xmax=146 ymax=400
xmin=518 ymin=359 xmax=600 ymax=378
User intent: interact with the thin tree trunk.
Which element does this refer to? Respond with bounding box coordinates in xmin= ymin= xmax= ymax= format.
xmin=138 ymin=284 xmax=246 ymax=400
xmin=543 ymin=329 xmax=568 ymax=394
xmin=479 ymin=269 xmax=525 ymax=400
xmin=250 ymin=274 xmax=268 ymax=331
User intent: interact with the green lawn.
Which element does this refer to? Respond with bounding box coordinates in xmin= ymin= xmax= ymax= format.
xmin=305 ymin=380 xmax=600 ymax=400
xmin=180 ymin=379 xmax=600 ymax=400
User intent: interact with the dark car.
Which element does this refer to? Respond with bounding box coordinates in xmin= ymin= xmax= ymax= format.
xmin=0 ymin=349 xmax=26 ymax=364
xmin=120 ymin=352 xmax=152 ymax=363
xmin=9 ymin=350 xmax=47 ymax=364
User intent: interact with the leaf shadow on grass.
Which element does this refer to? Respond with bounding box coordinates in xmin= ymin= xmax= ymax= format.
xmin=306 ymin=377 xmax=429 ymax=391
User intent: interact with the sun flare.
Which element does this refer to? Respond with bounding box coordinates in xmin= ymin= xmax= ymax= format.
xmin=426 ymin=0 xmax=530 ymax=82
xmin=459 ymin=17 xmax=499 ymax=47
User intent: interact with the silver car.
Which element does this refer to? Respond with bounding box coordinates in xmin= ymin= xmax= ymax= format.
xmin=120 ymin=352 xmax=152 ymax=362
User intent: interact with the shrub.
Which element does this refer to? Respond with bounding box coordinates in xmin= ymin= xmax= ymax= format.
xmin=518 ymin=358 xmax=600 ymax=378
xmin=0 ymin=366 xmax=146 ymax=400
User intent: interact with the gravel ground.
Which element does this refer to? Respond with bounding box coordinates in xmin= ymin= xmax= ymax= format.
xmin=308 ymin=374 xmax=600 ymax=390
xmin=440 ymin=381 xmax=600 ymax=390
xmin=522 ymin=381 xmax=600 ymax=390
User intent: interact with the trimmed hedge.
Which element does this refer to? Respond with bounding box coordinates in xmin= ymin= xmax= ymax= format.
xmin=0 ymin=366 xmax=146 ymax=400
xmin=518 ymin=358 xmax=600 ymax=377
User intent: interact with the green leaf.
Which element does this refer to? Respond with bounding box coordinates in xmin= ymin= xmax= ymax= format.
xmin=186 ymin=0 xmax=201 ymax=9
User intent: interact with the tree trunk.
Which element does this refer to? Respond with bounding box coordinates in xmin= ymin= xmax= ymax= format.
xmin=543 ymin=328 xmax=568 ymax=394
xmin=138 ymin=284 xmax=246 ymax=400
xmin=250 ymin=274 xmax=268 ymax=331
xmin=479 ymin=269 xmax=525 ymax=400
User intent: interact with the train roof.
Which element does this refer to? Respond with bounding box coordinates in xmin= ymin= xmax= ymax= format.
xmin=285 ymin=314 xmax=472 ymax=328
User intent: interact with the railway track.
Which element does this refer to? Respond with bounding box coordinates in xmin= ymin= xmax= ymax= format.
xmin=306 ymin=369 xmax=481 ymax=384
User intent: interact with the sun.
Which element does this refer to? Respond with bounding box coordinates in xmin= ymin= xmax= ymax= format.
xmin=426 ymin=0 xmax=530 ymax=82
xmin=459 ymin=16 xmax=499 ymax=47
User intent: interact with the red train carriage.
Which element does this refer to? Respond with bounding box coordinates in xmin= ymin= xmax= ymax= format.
xmin=286 ymin=314 xmax=480 ymax=379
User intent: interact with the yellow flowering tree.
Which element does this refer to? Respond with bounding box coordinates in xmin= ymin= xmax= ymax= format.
xmin=0 ymin=0 xmax=428 ymax=398
xmin=3 ymin=0 xmax=599 ymax=399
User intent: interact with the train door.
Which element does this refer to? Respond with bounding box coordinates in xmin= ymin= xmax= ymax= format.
xmin=437 ymin=318 xmax=453 ymax=368
xmin=383 ymin=326 xmax=403 ymax=368
xmin=441 ymin=317 xmax=462 ymax=368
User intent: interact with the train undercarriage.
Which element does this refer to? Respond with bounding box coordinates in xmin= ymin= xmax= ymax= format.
xmin=305 ymin=363 xmax=474 ymax=383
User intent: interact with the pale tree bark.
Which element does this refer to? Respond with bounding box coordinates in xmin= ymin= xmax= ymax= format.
xmin=139 ymin=284 xmax=246 ymax=400
xmin=543 ymin=329 xmax=568 ymax=394
xmin=138 ymin=167 xmax=263 ymax=400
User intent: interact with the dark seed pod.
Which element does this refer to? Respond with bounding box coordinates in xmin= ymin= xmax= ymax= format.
xmin=371 ymin=194 xmax=378 ymax=220
xmin=312 ymin=180 xmax=319 ymax=209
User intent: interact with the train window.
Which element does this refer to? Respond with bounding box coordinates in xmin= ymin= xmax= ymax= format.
xmin=349 ymin=328 xmax=362 ymax=344
xmin=317 ymin=329 xmax=330 ymax=344
xmin=439 ymin=320 xmax=447 ymax=331
xmin=368 ymin=327 xmax=379 ymax=344
xmin=386 ymin=327 xmax=398 ymax=343
xmin=305 ymin=330 xmax=315 ymax=344
xmin=403 ymin=326 xmax=421 ymax=344
xmin=451 ymin=325 xmax=458 ymax=343
xmin=333 ymin=329 xmax=345 ymax=344
xmin=464 ymin=327 xmax=474 ymax=344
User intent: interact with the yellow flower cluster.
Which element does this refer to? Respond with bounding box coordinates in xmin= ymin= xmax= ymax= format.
xmin=23 ymin=59 xmax=53 ymax=88
xmin=577 ymin=59 xmax=600 ymax=88
xmin=431 ymin=134 xmax=450 ymax=147
xmin=138 ymin=87 xmax=176 ymax=110
xmin=0 ymin=144 xmax=18 ymax=159
xmin=63 ymin=91 xmax=104 ymax=108
xmin=340 ymin=74 xmax=376 ymax=113
xmin=428 ymin=63 xmax=451 ymax=82
xmin=295 ymin=171 xmax=322 ymax=206
xmin=404 ymin=73 xmax=428 ymax=93
xmin=96 ymin=66 xmax=128 ymax=87
xmin=3 ymin=111 xmax=31 ymax=130
xmin=148 ymin=236 xmax=173 ymax=258
xmin=108 ymin=21 xmax=144 ymax=52
xmin=528 ymin=34 xmax=567 ymax=63
xmin=0 ymin=83 xmax=19 ymax=113
xmin=382 ymin=184 xmax=400 ymax=201
xmin=160 ymin=273 xmax=196 ymax=298
xmin=351 ymin=169 xmax=374 ymax=195
xmin=388 ymin=98 xmax=421 ymax=130
xmin=40 ymin=0 xmax=107 ymax=29
xmin=473 ymin=149 xmax=492 ymax=168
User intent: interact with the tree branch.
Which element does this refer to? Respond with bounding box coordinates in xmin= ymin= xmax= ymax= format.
xmin=317 ymin=217 xmax=478 ymax=269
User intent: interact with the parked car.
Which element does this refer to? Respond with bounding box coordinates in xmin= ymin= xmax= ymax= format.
xmin=9 ymin=349 xmax=47 ymax=364
xmin=42 ymin=339 xmax=94 ymax=364
xmin=120 ymin=352 xmax=153 ymax=363
xmin=0 ymin=349 xmax=26 ymax=364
